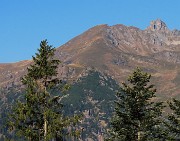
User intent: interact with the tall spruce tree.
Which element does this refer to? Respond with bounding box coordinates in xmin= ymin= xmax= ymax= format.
xmin=7 ymin=40 xmax=81 ymax=141
xmin=107 ymin=68 xmax=167 ymax=141
xmin=166 ymin=98 xmax=180 ymax=140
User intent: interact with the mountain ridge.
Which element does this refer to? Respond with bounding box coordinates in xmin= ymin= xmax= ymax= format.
xmin=0 ymin=19 xmax=180 ymax=98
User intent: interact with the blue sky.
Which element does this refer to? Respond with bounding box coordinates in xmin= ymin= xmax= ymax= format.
xmin=0 ymin=0 xmax=180 ymax=63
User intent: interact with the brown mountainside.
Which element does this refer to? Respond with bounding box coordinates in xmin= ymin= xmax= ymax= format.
xmin=0 ymin=19 xmax=180 ymax=99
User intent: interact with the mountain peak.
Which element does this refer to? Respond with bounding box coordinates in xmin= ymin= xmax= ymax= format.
xmin=147 ymin=19 xmax=169 ymax=31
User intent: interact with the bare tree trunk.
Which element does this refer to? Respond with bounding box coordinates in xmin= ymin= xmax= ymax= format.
xmin=137 ymin=122 xmax=141 ymax=141
xmin=43 ymin=79 xmax=48 ymax=140
xmin=138 ymin=131 xmax=141 ymax=141
xmin=28 ymin=137 xmax=31 ymax=141
xmin=44 ymin=114 xmax=47 ymax=141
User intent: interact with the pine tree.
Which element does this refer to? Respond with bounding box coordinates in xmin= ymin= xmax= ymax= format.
xmin=166 ymin=98 xmax=180 ymax=140
xmin=7 ymin=40 xmax=81 ymax=141
xmin=107 ymin=68 xmax=167 ymax=141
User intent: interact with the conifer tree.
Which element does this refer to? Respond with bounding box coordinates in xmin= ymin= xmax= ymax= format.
xmin=107 ymin=68 xmax=167 ymax=141
xmin=7 ymin=40 xmax=81 ymax=141
xmin=166 ymin=98 xmax=180 ymax=140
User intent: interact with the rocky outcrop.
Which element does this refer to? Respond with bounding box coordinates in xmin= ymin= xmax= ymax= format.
xmin=147 ymin=19 xmax=169 ymax=32
xmin=146 ymin=19 xmax=180 ymax=46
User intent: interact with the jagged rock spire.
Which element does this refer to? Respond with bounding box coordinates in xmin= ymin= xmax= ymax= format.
xmin=147 ymin=19 xmax=169 ymax=31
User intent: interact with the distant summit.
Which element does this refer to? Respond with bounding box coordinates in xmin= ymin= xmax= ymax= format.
xmin=147 ymin=19 xmax=169 ymax=31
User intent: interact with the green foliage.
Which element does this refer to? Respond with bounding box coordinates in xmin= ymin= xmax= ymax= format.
xmin=64 ymin=70 xmax=117 ymax=107
xmin=62 ymin=70 xmax=118 ymax=140
xmin=166 ymin=98 xmax=180 ymax=140
xmin=0 ymin=69 xmax=119 ymax=141
xmin=7 ymin=40 xmax=81 ymax=141
xmin=107 ymin=68 xmax=167 ymax=141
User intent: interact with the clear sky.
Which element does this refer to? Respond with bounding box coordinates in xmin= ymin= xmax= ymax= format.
xmin=0 ymin=0 xmax=180 ymax=63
